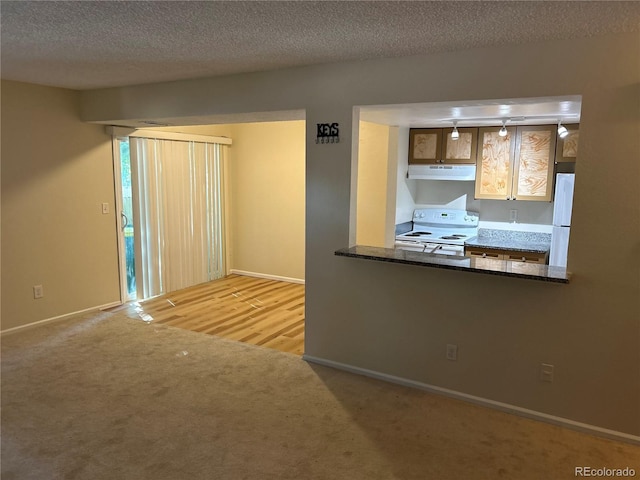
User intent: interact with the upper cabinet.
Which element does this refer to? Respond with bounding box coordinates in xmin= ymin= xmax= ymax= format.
xmin=442 ymin=127 xmax=478 ymax=164
xmin=475 ymin=125 xmax=557 ymax=202
xmin=555 ymin=124 xmax=579 ymax=163
xmin=474 ymin=127 xmax=517 ymax=200
xmin=409 ymin=129 xmax=442 ymax=164
xmin=513 ymin=125 xmax=557 ymax=201
xmin=409 ymin=128 xmax=478 ymax=164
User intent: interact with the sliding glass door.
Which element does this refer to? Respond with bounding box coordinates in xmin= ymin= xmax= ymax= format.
xmin=113 ymin=137 xmax=137 ymax=301
xmin=129 ymin=137 xmax=225 ymax=299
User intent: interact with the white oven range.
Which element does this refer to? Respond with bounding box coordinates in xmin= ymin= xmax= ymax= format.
xmin=395 ymin=208 xmax=479 ymax=256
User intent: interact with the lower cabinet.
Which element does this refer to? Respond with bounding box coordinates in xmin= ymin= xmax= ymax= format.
xmin=465 ymin=247 xmax=548 ymax=264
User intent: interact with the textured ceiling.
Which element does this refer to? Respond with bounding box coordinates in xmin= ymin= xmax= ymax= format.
xmin=2 ymin=1 xmax=639 ymax=91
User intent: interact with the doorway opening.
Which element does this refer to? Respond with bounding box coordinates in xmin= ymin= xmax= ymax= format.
xmin=109 ymin=117 xmax=307 ymax=355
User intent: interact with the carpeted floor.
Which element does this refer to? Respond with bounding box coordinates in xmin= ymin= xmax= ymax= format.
xmin=2 ymin=311 xmax=638 ymax=480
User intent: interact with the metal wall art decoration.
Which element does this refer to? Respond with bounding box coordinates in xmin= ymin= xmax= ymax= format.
xmin=316 ymin=123 xmax=340 ymax=143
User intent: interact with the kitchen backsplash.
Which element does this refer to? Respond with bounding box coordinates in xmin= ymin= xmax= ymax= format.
xmin=395 ymin=221 xmax=413 ymax=235
xmin=405 ymin=180 xmax=555 ymax=225
xmin=477 ymin=228 xmax=551 ymax=244
xmin=478 ymin=220 xmax=553 ymax=234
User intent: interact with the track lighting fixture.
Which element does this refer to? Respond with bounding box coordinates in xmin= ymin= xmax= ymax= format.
xmin=557 ymin=121 xmax=569 ymax=139
xmin=451 ymin=121 xmax=459 ymax=140
xmin=499 ymin=120 xmax=508 ymax=137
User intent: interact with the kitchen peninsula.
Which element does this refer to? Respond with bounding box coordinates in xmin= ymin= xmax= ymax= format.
xmin=335 ymin=245 xmax=570 ymax=283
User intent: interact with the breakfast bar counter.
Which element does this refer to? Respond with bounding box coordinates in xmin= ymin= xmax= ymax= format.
xmin=335 ymin=245 xmax=570 ymax=283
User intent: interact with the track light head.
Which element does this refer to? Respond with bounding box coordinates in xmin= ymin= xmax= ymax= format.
xmin=557 ymin=121 xmax=569 ymax=139
xmin=499 ymin=121 xmax=508 ymax=137
xmin=451 ymin=122 xmax=459 ymax=140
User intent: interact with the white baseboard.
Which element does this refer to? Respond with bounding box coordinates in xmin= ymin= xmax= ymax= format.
xmin=0 ymin=301 xmax=122 ymax=336
xmin=302 ymin=354 xmax=640 ymax=446
xmin=229 ymin=269 xmax=305 ymax=285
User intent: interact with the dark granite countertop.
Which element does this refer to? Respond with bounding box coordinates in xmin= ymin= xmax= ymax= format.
xmin=335 ymin=245 xmax=570 ymax=283
xmin=464 ymin=228 xmax=552 ymax=254
xmin=465 ymin=237 xmax=551 ymax=254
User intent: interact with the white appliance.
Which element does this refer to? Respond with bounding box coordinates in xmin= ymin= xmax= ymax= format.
xmin=549 ymin=173 xmax=575 ymax=268
xmin=407 ymin=164 xmax=476 ymax=181
xmin=395 ymin=208 xmax=479 ymax=256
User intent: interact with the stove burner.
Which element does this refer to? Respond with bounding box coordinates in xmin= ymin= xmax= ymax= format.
xmin=451 ymin=234 xmax=467 ymax=238
xmin=406 ymin=232 xmax=431 ymax=236
xmin=440 ymin=236 xmax=462 ymax=240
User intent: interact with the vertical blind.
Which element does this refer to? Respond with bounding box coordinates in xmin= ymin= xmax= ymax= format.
xmin=130 ymin=137 xmax=225 ymax=298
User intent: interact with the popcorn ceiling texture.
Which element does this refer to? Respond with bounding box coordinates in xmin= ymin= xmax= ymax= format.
xmin=1 ymin=1 xmax=639 ymax=90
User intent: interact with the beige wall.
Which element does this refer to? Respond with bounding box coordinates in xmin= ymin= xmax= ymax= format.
xmin=74 ymin=32 xmax=640 ymax=437
xmin=1 ymin=80 xmax=120 ymax=330
xmin=226 ymin=121 xmax=305 ymax=281
xmin=356 ymin=121 xmax=390 ymax=247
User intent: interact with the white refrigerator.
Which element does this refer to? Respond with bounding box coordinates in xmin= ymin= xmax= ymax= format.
xmin=549 ymin=173 xmax=575 ymax=268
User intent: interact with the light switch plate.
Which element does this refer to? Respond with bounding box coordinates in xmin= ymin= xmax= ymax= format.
xmin=102 ymin=202 xmax=109 ymax=214
xmin=33 ymin=285 xmax=44 ymax=299
xmin=540 ymin=363 xmax=554 ymax=382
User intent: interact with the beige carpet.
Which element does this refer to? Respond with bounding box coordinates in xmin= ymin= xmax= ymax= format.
xmin=2 ymin=311 xmax=638 ymax=480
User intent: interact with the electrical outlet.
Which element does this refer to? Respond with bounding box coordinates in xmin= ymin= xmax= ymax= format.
xmin=446 ymin=344 xmax=458 ymax=361
xmin=102 ymin=202 xmax=110 ymax=214
xmin=540 ymin=363 xmax=554 ymax=382
xmin=33 ymin=285 xmax=44 ymax=299
xmin=509 ymin=209 xmax=518 ymax=223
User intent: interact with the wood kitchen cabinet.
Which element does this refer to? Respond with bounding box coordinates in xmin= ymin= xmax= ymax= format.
xmin=409 ymin=129 xmax=442 ymax=164
xmin=465 ymin=247 xmax=548 ymax=264
xmin=474 ymin=126 xmax=517 ymax=199
xmin=475 ymin=125 xmax=557 ymax=202
xmin=555 ymin=124 xmax=579 ymax=163
xmin=442 ymin=127 xmax=478 ymax=164
xmin=409 ymin=127 xmax=478 ymax=164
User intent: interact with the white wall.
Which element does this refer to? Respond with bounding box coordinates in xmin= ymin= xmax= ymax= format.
xmin=81 ymin=32 xmax=640 ymax=437
xmin=412 ymin=180 xmax=554 ymax=226
xmin=395 ymin=126 xmax=417 ymax=224
xmin=1 ymin=80 xmax=120 ymax=330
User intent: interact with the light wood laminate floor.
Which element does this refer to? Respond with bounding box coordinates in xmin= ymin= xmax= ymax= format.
xmin=110 ymin=274 xmax=305 ymax=355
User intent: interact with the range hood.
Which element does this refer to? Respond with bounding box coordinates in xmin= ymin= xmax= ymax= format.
xmin=407 ymin=164 xmax=476 ymax=181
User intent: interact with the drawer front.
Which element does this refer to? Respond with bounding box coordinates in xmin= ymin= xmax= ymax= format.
xmin=466 ymin=247 xmax=548 ymax=264
xmin=505 ymin=253 xmax=547 ymax=264
xmin=466 ymin=249 xmax=504 ymax=260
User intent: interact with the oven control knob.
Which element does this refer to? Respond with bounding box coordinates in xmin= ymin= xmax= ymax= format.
xmin=464 ymin=216 xmax=469 ymax=221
